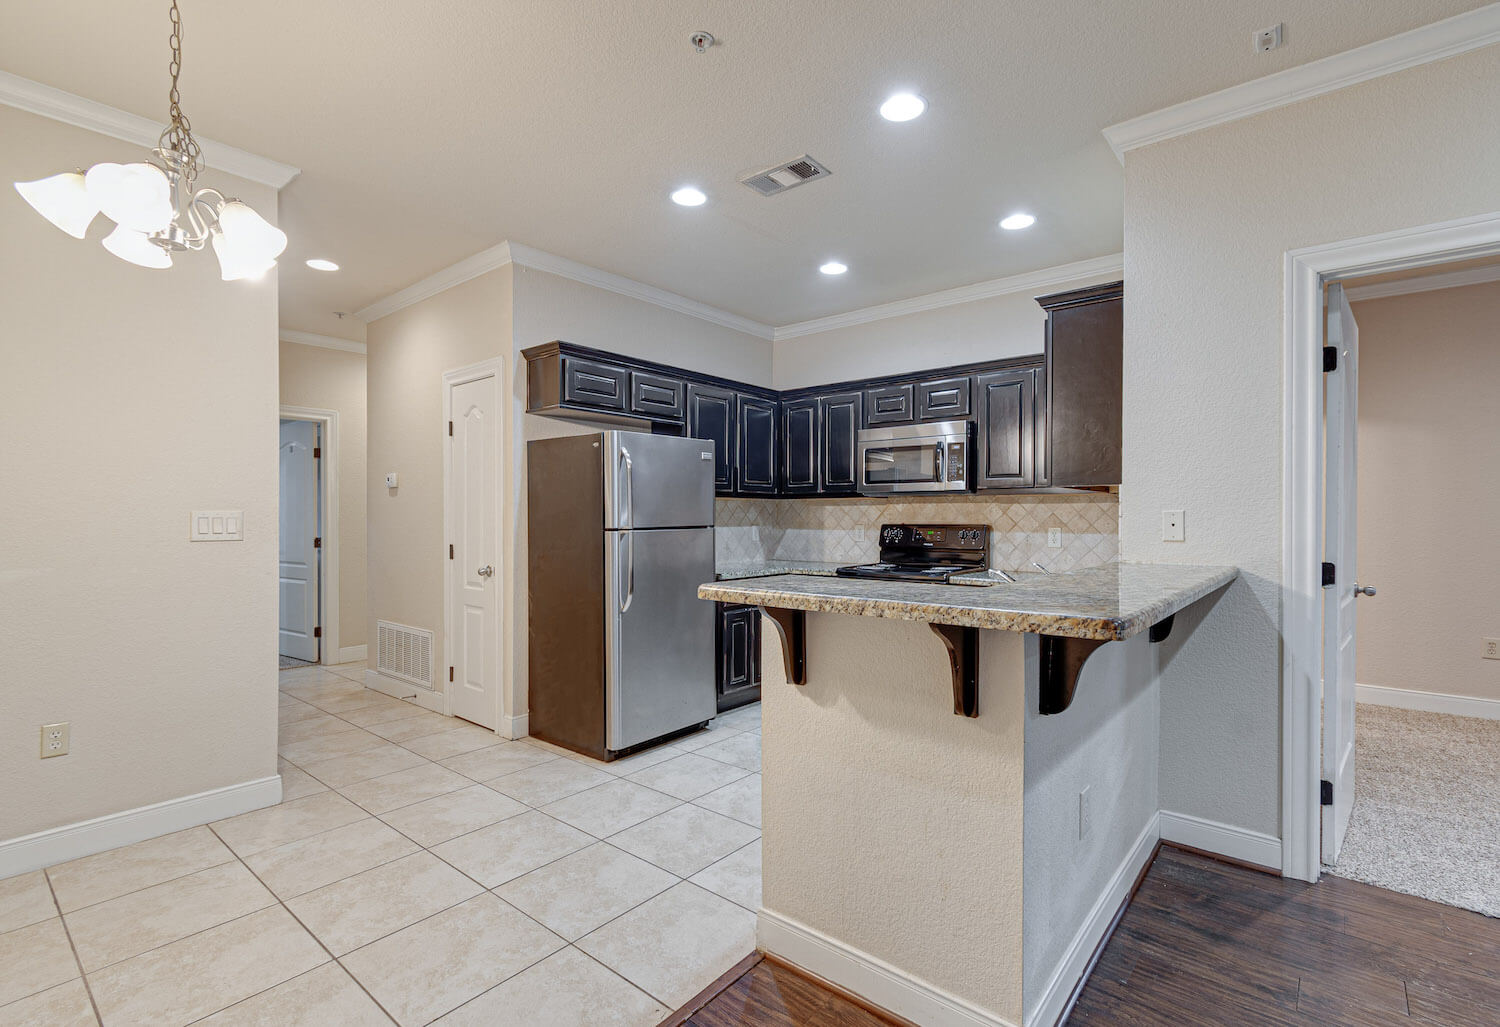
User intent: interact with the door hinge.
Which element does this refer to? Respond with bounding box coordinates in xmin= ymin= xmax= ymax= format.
xmin=449 ymin=666 xmax=454 ymax=682
xmin=314 ymin=537 xmax=322 ymax=549
xmin=448 ymin=421 xmax=453 ymax=436
xmin=1320 ymin=779 xmax=1333 ymax=806
xmin=1322 ymin=346 xmax=1338 ymax=373
xmin=1321 ymin=562 xmax=1335 ymax=587
xmin=313 ymin=446 xmax=321 ymax=458
xmin=449 ymin=544 xmax=454 ymax=559
xmin=313 ymin=626 xmax=322 ymax=639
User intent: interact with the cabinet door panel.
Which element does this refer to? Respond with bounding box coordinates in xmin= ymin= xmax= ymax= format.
xmin=818 ymin=391 xmax=862 ymax=493
xmin=1046 ymin=294 xmax=1123 ymax=487
xmin=916 ymin=376 xmax=971 ymax=421
xmin=975 ymin=368 xmax=1037 ymax=489
xmin=737 ymin=395 xmax=778 ymax=495
xmin=781 ymin=398 xmax=819 ymax=494
xmin=629 ymin=371 xmax=685 ymax=422
xmin=864 ymin=384 xmax=914 ymax=426
xmin=687 ymin=384 xmax=736 ymax=492
xmin=561 ymin=357 xmax=628 ymax=411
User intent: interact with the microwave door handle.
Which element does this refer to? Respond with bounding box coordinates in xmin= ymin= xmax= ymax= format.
xmin=936 ymin=442 xmax=947 ymax=483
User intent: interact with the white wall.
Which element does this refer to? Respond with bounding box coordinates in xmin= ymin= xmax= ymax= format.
xmin=0 ymin=108 xmax=280 ymax=846
xmin=1353 ymin=280 xmax=1500 ymax=703
xmin=279 ymin=340 xmax=368 ymax=652
xmin=1120 ymin=44 xmax=1500 ymax=840
xmin=771 ymin=269 xmax=1120 ymax=391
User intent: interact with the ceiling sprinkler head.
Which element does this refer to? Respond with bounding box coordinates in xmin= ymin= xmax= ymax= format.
xmin=690 ymin=31 xmax=715 ymax=53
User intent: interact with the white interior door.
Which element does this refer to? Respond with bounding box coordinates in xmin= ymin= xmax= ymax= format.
xmin=1322 ymin=283 xmax=1360 ymax=865
xmin=279 ymin=419 xmax=320 ymax=662
xmin=448 ymin=374 xmax=499 ymax=729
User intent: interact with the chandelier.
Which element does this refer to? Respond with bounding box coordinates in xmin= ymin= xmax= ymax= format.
xmin=13 ymin=0 xmax=287 ymax=279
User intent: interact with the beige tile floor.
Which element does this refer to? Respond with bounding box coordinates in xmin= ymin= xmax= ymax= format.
xmin=0 ymin=663 xmax=762 ymax=1026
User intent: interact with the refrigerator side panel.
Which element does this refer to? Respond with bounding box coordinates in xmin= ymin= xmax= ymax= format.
xmin=602 ymin=431 xmax=716 ymax=530
xmin=527 ymin=435 xmax=609 ymax=758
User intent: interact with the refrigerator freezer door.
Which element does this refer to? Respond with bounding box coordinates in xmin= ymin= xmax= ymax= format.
xmin=602 ymin=431 xmax=716 ymax=530
xmin=605 ymin=526 xmax=717 ymax=750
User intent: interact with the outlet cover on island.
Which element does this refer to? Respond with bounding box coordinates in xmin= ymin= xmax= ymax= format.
xmin=1484 ymin=638 xmax=1500 ymax=660
xmin=1162 ymin=510 xmax=1185 ymax=542
xmin=1047 ymin=528 xmax=1063 ymax=548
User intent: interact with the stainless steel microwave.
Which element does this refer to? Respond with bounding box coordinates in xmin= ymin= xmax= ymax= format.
xmin=856 ymin=420 xmax=972 ymax=495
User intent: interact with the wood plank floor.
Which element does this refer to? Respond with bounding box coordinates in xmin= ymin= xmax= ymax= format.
xmin=673 ymin=845 xmax=1500 ymax=1026
xmin=1069 ymin=845 xmax=1500 ymax=1025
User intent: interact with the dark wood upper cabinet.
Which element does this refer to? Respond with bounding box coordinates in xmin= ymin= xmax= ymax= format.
xmin=864 ymin=383 xmax=915 ymax=426
xmin=686 ymin=383 xmax=736 ymax=492
xmin=780 ymin=397 xmax=819 ymax=495
xmin=1038 ymin=282 xmax=1122 ymax=488
xmin=975 ymin=367 xmax=1039 ymax=489
xmin=736 ymin=394 xmax=778 ymax=495
xmin=818 ymin=391 xmax=862 ymax=493
xmin=628 ymin=370 xmax=684 ymax=423
xmin=916 ymin=376 xmax=971 ymax=421
xmin=560 ymin=355 xmax=628 ymax=411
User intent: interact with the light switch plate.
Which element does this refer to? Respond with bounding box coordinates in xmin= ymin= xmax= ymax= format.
xmin=190 ymin=510 xmax=244 ymax=541
xmin=1162 ymin=510 xmax=1185 ymax=543
xmin=384 ymin=472 xmax=399 ymax=488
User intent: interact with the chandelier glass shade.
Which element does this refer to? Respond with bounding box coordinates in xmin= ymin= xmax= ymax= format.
xmin=12 ymin=1 xmax=286 ymax=280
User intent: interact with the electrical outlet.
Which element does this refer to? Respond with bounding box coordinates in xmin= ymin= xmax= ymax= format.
xmin=1254 ymin=23 xmax=1283 ymax=52
xmin=40 ymin=723 xmax=69 ymax=758
xmin=1484 ymin=638 xmax=1500 ymax=660
xmin=1079 ymin=786 xmax=1092 ymax=841
xmin=1162 ymin=509 xmax=1185 ymax=542
xmin=1047 ymin=527 xmax=1063 ymax=549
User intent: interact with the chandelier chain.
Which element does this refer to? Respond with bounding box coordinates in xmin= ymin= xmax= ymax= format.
xmin=158 ymin=0 xmax=204 ymax=179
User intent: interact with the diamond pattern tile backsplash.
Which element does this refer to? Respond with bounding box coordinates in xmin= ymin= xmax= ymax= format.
xmin=715 ymin=493 xmax=1119 ymax=572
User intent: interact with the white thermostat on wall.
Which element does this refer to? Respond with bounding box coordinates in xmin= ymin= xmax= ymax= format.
xmin=384 ymin=472 xmax=399 ymax=488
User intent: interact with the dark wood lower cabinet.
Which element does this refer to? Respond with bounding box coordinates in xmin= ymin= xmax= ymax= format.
xmin=716 ymin=603 xmax=761 ymax=712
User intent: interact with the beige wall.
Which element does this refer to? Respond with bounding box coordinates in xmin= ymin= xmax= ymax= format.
xmin=770 ymin=270 xmax=1120 ymax=391
xmin=365 ymin=269 xmax=512 ymax=696
xmin=0 ymin=108 xmax=280 ymax=842
xmin=279 ymin=340 xmax=368 ymax=651
xmin=1353 ymin=281 xmax=1500 ymax=702
xmin=1120 ymin=45 xmax=1500 ymax=838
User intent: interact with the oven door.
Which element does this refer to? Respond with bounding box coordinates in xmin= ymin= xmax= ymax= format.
xmin=857 ymin=422 xmax=969 ymax=494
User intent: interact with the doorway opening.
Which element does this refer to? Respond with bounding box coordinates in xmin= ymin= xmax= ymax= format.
xmin=1318 ymin=263 xmax=1500 ymax=916
xmin=279 ymin=405 xmax=342 ymax=668
xmin=1281 ymin=210 xmax=1500 ymax=885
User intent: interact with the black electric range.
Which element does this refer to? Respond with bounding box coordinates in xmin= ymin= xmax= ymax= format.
xmin=836 ymin=523 xmax=990 ymax=584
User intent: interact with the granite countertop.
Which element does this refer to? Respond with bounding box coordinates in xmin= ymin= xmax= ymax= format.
xmin=712 ymin=560 xmax=847 ymax=580
xmin=699 ymin=562 xmax=1238 ymax=641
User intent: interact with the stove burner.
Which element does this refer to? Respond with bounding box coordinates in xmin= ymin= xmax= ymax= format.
xmin=835 ymin=523 xmax=990 ymax=584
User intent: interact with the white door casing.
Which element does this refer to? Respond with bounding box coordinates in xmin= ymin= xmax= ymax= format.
xmin=1321 ymin=284 xmax=1360 ymax=865
xmin=279 ymin=419 xmax=320 ymax=662
xmin=446 ymin=371 xmax=500 ymax=729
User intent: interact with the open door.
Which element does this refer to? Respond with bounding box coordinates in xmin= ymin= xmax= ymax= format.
xmin=1321 ymin=283 xmax=1359 ymax=865
xmin=279 ymin=419 xmax=320 ymax=663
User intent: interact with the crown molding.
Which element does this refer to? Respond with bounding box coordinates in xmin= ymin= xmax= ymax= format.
xmin=0 ymin=71 xmax=299 ymax=189
xmin=1344 ymin=262 xmax=1500 ymax=302
xmin=354 ymin=240 xmax=776 ymax=340
xmin=279 ymin=330 xmax=367 ymax=355
xmin=771 ymin=253 xmax=1124 ymax=341
xmin=505 ymin=242 xmax=774 ymax=340
xmin=1102 ymin=5 xmax=1500 ymax=163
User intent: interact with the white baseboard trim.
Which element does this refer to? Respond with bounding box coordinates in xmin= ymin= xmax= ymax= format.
xmin=364 ymin=670 xmax=444 ymax=713
xmin=335 ymin=645 xmax=367 ymax=665
xmin=503 ymin=713 xmax=529 ymax=740
xmin=1026 ymin=813 xmax=1159 ymax=1027
xmin=1159 ymin=809 xmax=1281 ymax=871
xmin=0 ymin=776 xmax=282 ymax=880
xmin=1356 ymin=682 xmax=1500 ymax=721
xmin=758 ymin=909 xmax=1018 ymax=1027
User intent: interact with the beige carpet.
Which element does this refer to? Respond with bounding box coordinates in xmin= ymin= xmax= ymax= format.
xmin=1329 ymin=703 xmax=1500 ymax=917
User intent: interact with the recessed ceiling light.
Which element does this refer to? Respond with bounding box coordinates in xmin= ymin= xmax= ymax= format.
xmin=999 ymin=213 xmax=1036 ymax=231
xmin=820 ymin=261 xmax=848 ymax=276
xmin=671 ymin=186 xmax=707 ymax=207
xmin=879 ymin=92 xmax=926 ymax=122
xmin=305 ymin=258 xmax=339 ymax=271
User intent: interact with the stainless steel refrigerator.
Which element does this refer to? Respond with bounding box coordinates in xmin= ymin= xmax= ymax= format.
xmin=527 ymin=430 xmax=717 ymax=759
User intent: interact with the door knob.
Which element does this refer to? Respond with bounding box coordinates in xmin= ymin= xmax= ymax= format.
xmin=1354 ymin=583 xmax=1375 ymax=597
xmin=477 ymin=565 xmax=494 ymax=578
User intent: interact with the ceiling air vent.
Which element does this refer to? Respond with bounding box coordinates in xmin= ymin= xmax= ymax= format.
xmin=740 ymin=155 xmax=831 ymax=197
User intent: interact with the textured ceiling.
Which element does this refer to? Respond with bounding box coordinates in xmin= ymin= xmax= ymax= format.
xmin=1 ymin=1 xmax=1486 ymax=339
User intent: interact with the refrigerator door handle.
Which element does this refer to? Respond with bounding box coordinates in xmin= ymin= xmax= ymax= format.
xmin=620 ymin=445 xmax=634 ymax=529
xmin=619 ymin=445 xmax=635 ymax=613
xmin=620 ymin=529 xmax=635 ymax=613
